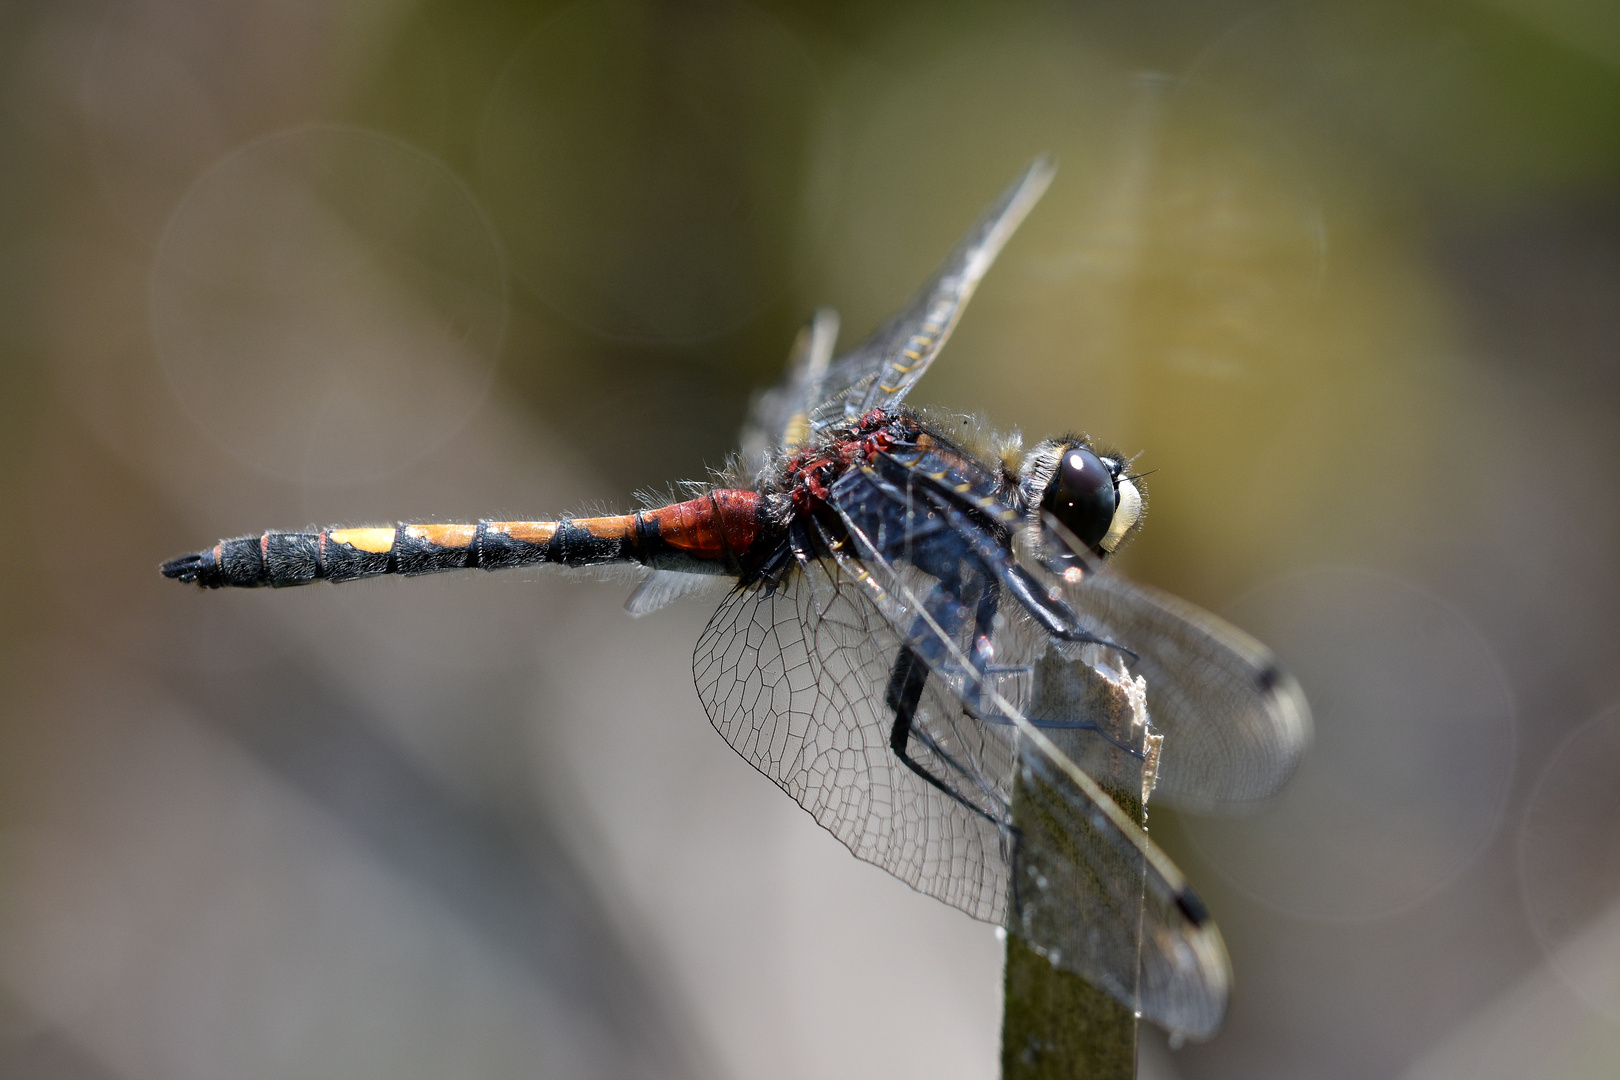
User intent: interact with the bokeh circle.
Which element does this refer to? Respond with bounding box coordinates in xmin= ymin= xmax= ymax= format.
xmin=479 ymin=0 xmax=834 ymax=344
xmin=1518 ymin=704 xmax=1620 ymax=1022
xmin=1182 ymin=567 xmax=1515 ymax=922
xmin=151 ymin=125 xmax=507 ymax=485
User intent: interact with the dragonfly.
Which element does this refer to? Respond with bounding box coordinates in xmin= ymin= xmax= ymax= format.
xmin=161 ymin=157 xmax=1309 ymax=1041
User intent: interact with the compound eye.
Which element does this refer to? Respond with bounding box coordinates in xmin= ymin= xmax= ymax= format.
xmin=1042 ymin=445 xmax=1117 ymax=552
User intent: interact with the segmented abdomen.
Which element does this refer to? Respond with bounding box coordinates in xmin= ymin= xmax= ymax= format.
xmin=160 ymin=491 xmax=769 ymax=588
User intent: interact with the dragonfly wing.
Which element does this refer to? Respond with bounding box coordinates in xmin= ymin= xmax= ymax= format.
xmin=811 ymin=157 xmax=1055 ymax=428
xmin=738 ymin=307 xmax=839 ymax=482
xmin=625 ymin=569 xmax=730 ymax=617
xmin=692 ymin=550 xmax=1010 ymax=923
xmin=823 ymin=466 xmax=1231 ymax=1039
xmin=1035 ymin=524 xmax=1311 ymax=811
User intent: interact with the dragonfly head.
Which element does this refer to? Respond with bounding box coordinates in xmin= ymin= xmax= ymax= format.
xmin=1022 ymin=439 xmax=1145 ymax=559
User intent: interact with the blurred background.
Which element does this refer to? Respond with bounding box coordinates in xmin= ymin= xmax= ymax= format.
xmin=1 ymin=1 xmax=1618 ymax=1077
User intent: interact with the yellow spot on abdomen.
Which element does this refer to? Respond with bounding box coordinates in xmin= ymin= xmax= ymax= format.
xmin=578 ymin=516 xmax=635 ymax=540
xmin=486 ymin=522 xmax=558 ymax=544
xmin=328 ymin=527 xmax=396 ymax=553
xmin=404 ymin=523 xmax=477 ymax=548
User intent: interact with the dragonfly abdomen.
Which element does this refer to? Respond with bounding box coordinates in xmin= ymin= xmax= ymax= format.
xmin=160 ymin=491 xmax=771 ymax=588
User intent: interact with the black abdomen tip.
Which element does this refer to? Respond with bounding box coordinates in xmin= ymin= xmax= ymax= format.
xmin=160 ymin=549 xmax=224 ymax=588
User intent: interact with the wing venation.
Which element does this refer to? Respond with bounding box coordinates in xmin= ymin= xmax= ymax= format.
xmin=1063 ymin=571 xmax=1312 ymax=811
xmin=811 ymin=156 xmax=1055 ymax=428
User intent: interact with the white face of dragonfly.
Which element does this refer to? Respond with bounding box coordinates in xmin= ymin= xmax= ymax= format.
xmin=1098 ymin=467 xmax=1144 ymax=554
xmin=1020 ymin=439 xmax=1144 ymax=558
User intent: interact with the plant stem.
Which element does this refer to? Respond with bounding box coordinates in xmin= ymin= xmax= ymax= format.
xmin=1000 ymin=653 xmax=1152 ymax=1080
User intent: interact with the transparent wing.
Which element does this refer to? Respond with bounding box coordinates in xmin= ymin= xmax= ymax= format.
xmin=810 ymin=157 xmax=1055 ymax=429
xmin=624 ymin=569 xmax=731 ymax=617
xmin=737 ymin=307 xmax=839 ymax=482
xmin=866 ymin=434 xmax=1307 ymax=813
xmin=1035 ymin=515 xmax=1312 ymax=812
xmin=692 ymin=550 xmax=1011 ymax=924
xmin=1071 ymin=573 xmax=1310 ymax=811
xmin=825 ymin=466 xmax=1230 ymax=1039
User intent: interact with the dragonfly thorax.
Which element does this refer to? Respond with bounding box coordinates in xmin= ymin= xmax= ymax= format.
xmin=781 ymin=408 xmax=912 ymax=515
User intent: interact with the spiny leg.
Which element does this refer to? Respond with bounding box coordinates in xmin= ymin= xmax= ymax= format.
xmin=886 ymin=645 xmax=1003 ymax=824
xmin=883 ymin=571 xmax=1006 ymax=826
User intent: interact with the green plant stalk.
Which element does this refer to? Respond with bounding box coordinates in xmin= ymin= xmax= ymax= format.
xmin=1001 ymin=656 xmax=1152 ymax=1080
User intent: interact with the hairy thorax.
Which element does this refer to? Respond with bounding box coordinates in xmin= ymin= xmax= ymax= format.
xmin=777 ymin=408 xmax=919 ymax=514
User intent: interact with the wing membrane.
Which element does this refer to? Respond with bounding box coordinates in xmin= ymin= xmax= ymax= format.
xmin=819 ymin=473 xmax=1230 ymax=1038
xmin=689 ymin=454 xmax=1231 ymax=1036
xmin=811 ymin=157 xmax=1055 ymax=428
xmin=625 ymin=568 xmax=730 ymax=617
xmin=1069 ymin=572 xmax=1310 ymax=811
xmin=693 ymin=550 xmax=1010 ymax=923
xmin=738 ymin=308 xmax=839 ymax=482
xmin=1032 ymin=513 xmax=1312 ymax=811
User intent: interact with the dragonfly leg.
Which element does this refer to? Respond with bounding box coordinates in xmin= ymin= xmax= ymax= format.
xmin=1025 ymin=717 xmax=1147 ymax=760
xmin=967 ymin=574 xmax=1000 ymax=714
xmin=882 ymin=564 xmax=971 ymax=736
xmin=884 ymin=645 xmax=929 ymax=741
xmin=883 ymin=567 xmax=1009 ymax=827
xmin=885 ymin=646 xmax=1005 ymax=827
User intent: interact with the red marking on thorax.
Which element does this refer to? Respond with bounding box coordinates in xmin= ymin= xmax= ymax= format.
xmin=645 ymin=490 xmax=764 ymax=560
xmin=786 ymin=409 xmax=901 ymax=513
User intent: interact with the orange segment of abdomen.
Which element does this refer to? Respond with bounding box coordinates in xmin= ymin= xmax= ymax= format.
xmin=327 ymin=527 xmax=396 ymax=553
xmin=483 ymin=521 xmax=560 ymax=544
xmin=404 ymin=523 xmax=478 ymax=548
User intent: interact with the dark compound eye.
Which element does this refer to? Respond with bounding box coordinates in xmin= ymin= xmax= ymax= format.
xmin=1042 ymin=445 xmax=1117 ymax=551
